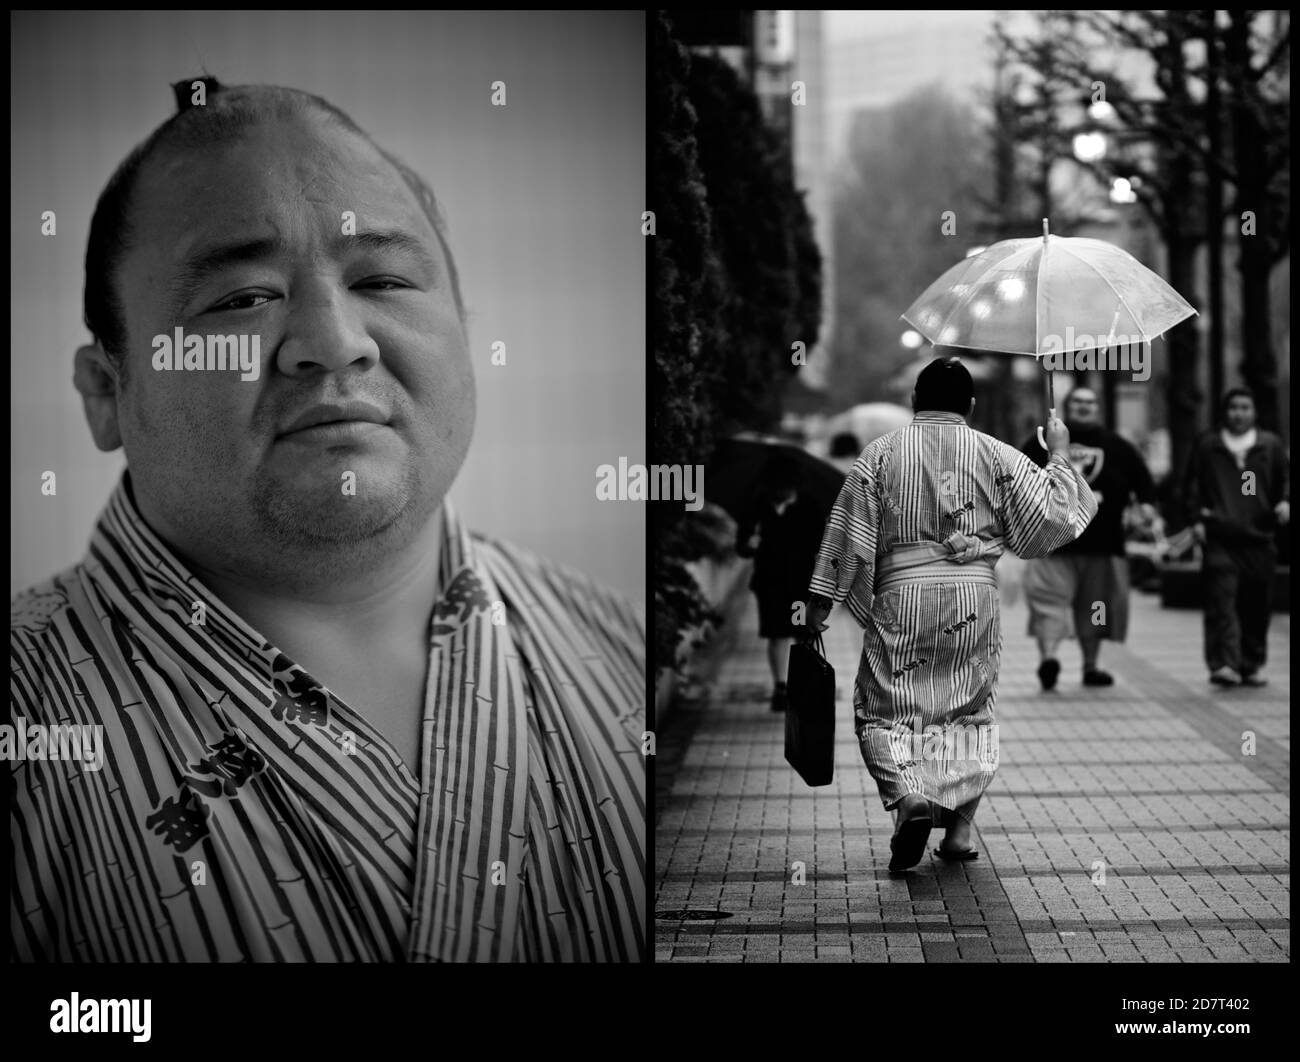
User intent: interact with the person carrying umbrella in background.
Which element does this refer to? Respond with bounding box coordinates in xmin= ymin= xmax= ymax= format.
xmin=1183 ymin=387 xmax=1290 ymax=687
xmin=799 ymin=356 xmax=1097 ymax=871
xmin=736 ymin=455 xmax=828 ymax=713
xmin=1018 ymin=386 xmax=1162 ymax=690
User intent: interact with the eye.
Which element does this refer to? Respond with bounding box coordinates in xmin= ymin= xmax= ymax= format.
xmin=209 ymin=291 xmax=277 ymax=313
xmin=355 ymin=277 xmax=411 ymax=292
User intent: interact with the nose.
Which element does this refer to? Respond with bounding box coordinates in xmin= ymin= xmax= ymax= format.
xmin=274 ymin=278 xmax=380 ymax=377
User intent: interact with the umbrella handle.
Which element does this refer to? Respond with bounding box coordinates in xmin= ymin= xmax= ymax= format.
xmin=1036 ymin=407 xmax=1058 ymax=451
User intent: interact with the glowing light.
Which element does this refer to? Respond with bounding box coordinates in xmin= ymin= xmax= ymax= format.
xmin=900 ymin=329 xmax=923 ymax=349
xmin=997 ymin=277 xmax=1026 ymax=302
xmin=1012 ymin=356 xmax=1040 ymax=381
xmin=1110 ymin=177 xmax=1137 ymax=204
xmin=970 ymin=300 xmax=991 ymax=320
xmin=1087 ymin=100 xmax=1115 ymax=122
xmin=1072 ymin=131 xmax=1107 ymax=162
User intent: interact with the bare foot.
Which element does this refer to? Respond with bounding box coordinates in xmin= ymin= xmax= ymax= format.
xmin=944 ymin=816 xmax=973 ymax=851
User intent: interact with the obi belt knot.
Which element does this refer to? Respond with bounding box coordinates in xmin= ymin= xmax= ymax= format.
xmin=874 ymin=532 xmax=1005 ymax=594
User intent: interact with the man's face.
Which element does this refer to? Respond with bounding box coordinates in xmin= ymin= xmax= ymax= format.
xmin=1224 ymin=395 xmax=1256 ymax=434
xmin=110 ymin=112 xmax=475 ymax=582
xmin=1066 ymin=390 xmax=1099 ymax=425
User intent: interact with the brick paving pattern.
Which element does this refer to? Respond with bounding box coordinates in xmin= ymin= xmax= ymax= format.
xmin=655 ymin=585 xmax=1290 ymax=963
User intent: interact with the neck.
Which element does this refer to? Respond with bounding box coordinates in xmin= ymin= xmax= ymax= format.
xmin=183 ymin=508 xmax=444 ymax=658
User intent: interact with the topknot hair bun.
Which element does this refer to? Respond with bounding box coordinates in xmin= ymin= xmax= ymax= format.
xmin=171 ymin=76 xmax=224 ymax=113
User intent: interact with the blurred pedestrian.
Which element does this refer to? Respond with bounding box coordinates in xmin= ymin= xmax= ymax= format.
xmin=828 ymin=431 xmax=861 ymax=475
xmin=1184 ymin=387 xmax=1290 ymax=687
xmin=735 ymin=456 xmax=827 ymax=712
xmin=1019 ymin=387 xmax=1159 ymax=690
xmin=801 ymin=356 xmax=1096 ymax=871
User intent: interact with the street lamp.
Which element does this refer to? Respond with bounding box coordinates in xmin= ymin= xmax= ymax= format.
xmin=1087 ymin=99 xmax=1116 ymax=123
xmin=1072 ymin=130 xmax=1107 ymax=163
xmin=1109 ymin=176 xmax=1138 ymax=205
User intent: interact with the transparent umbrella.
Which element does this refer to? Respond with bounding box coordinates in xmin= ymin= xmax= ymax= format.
xmin=901 ymin=219 xmax=1197 ymax=446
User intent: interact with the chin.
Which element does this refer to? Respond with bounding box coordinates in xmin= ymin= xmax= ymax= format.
xmin=255 ymin=467 xmax=417 ymax=547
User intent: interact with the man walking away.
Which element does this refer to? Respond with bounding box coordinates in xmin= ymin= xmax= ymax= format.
xmin=735 ymin=457 xmax=828 ymax=712
xmin=801 ymin=356 xmax=1096 ymax=871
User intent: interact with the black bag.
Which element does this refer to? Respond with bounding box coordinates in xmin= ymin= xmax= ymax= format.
xmin=785 ymin=633 xmax=835 ymax=786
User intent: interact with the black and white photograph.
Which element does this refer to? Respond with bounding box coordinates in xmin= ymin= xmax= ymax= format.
xmin=651 ymin=8 xmax=1289 ymax=981
xmin=10 ymin=9 xmax=645 ymax=966
xmin=4 ymin=3 xmax=1292 ymax=1043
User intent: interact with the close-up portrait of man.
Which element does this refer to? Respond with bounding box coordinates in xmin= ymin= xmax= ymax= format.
xmin=10 ymin=11 xmax=646 ymax=963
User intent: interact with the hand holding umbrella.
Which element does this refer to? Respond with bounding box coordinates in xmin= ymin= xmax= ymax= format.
xmin=1042 ymin=412 xmax=1071 ymax=457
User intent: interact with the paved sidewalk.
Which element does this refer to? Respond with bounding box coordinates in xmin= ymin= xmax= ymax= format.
xmin=654 ymin=584 xmax=1290 ymax=963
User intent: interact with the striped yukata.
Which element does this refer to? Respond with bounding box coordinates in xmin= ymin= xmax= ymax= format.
xmin=809 ymin=411 xmax=1096 ymax=815
xmin=10 ymin=476 xmax=644 ymax=962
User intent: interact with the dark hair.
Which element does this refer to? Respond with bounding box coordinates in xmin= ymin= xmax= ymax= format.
xmin=913 ymin=355 xmax=974 ymax=414
xmin=1219 ymin=387 xmax=1256 ymax=418
xmin=84 ymin=76 xmax=464 ymax=383
xmin=829 ymin=431 xmax=860 ymax=458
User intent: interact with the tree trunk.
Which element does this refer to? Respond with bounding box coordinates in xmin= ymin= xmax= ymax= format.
xmin=1204 ymin=10 xmax=1225 ymax=413
xmin=1226 ymin=10 xmax=1279 ymax=431
xmin=1164 ymin=225 xmax=1201 ymax=518
xmin=1160 ymin=15 xmax=1203 ymax=516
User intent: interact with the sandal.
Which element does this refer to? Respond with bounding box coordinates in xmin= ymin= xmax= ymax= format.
xmin=888 ymin=801 xmax=933 ymax=872
xmin=933 ymin=845 xmax=980 ymax=861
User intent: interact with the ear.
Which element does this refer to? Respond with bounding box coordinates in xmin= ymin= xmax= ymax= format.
xmin=968 ymin=396 xmax=977 ymax=418
xmin=910 ymin=389 xmax=918 ymax=412
xmin=73 ymin=343 xmax=124 ymax=451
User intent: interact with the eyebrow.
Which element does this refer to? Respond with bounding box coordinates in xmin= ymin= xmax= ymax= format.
xmin=164 ymin=229 xmax=442 ymax=313
xmin=165 ymin=236 xmax=284 ymax=312
xmin=335 ymin=229 xmax=441 ymax=274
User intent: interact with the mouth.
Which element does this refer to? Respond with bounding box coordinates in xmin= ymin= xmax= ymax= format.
xmin=277 ymin=400 xmax=391 ymax=439
xmin=279 ymin=420 xmax=388 ymax=445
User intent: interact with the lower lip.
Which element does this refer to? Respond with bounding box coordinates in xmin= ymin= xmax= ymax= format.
xmin=279 ymin=421 xmax=388 ymax=444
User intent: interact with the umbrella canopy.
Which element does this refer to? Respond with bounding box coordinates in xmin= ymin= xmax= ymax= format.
xmin=901 ymin=222 xmax=1197 ymax=357
xmin=828 ymin=402 xmax=912 ymax=449
xmin=705 ymin=433 xmax=845 ymax=531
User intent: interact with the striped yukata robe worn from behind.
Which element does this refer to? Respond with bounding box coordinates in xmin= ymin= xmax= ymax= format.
xmin=10 ymin=476 xmax=645 ymax=962
xmin=809 ymin=411 xmax=1096 ymax=814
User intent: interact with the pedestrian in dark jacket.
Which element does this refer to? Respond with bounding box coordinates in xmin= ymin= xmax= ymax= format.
xmin=1183 ymin=388 xmax=1290 ymax=686
xmin=736 ymin=458 xmax=827 ymax=712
